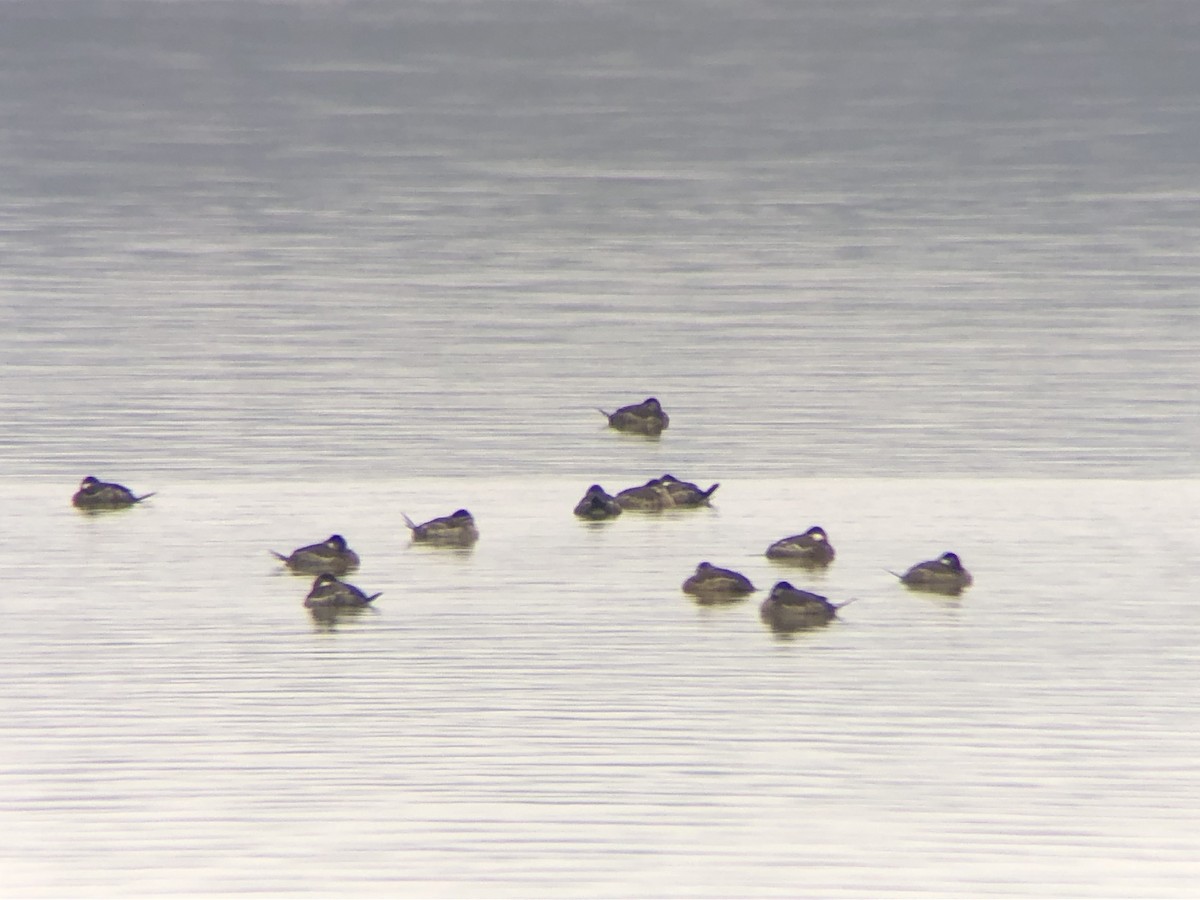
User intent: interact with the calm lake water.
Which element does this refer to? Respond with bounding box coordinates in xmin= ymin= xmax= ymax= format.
xmin=0 ymin=0 xmax=1197 ymax=896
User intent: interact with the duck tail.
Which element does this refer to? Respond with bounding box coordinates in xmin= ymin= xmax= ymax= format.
xmin=365 ymin=592 xmax=382 ymax=603
xmin=700 ymin=483 xmax=720 ymax=499
xmin=883 ymin=569 xmax=903 ymax=580
xmin=834 ymin=598 xmax=858 ymax=611
xmin=401 ymin=513 xmax=418 ymax=532
xmin=270 ymin=550 xmax=289 ymax=562
xmin=596 ymin=407 xmax=612 ymax=419
xmin=133 ymin=492 xmax=156 ymax=503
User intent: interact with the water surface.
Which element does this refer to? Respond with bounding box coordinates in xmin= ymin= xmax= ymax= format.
xmin=1 ymin=1 xmax=1198 ymax=896
xmin=0 ymin=0 xmax=1194 ymax=480
xmin=3 ymin=478 xmax=1199 ymax=896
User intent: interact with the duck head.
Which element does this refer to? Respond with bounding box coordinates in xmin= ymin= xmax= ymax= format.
xmin=939 ymin=552 xmax=964 ymax=570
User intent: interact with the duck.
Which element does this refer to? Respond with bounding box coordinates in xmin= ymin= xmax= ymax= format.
xmin=573 ymin=484 xmax=623 ymax=520
xmin=765 ymin=525 xmax=836 ymax=566
xmin=271 ymin=534 xmax=360 ymax=576
xmin=71 ymin=475 xmax=155 ymax=510
xmin=597 ymin=397 xmax=669 ymax=436
xmin=892 ymin=551 xmax=973 ymax=595
xmin=681 ymin=562 xmax=756 ymax=601
xmin=614 ymin=478 xmax=677 ymax=511
xmin=402 ymin=509 xmax=479 ymax=546
xmin=759 ymin=581 xmax=847 ymax=630
xmin=303 ymin=573 xmax=381 ymax=609
xmin=656 ymin=473 xmax=719 ymax=507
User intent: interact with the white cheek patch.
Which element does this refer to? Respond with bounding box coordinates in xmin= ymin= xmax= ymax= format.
xmin=812 ymin=533 xmax=825 ymax=542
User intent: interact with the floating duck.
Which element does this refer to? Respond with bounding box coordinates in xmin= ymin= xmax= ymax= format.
xmin=303 ymin=573 xmax=381 ymax=609
xmin=71 ymin=475 xmax=155 ymax=511
xmin=614 ymin=475 xmax=718 ymax=511
xmin=614 ymin=478 xmax=677 ymax=511
xmin=271 ymin=534 xmax=360 ymax=576
xmin=765 ymin=525 xmax=835 ymax=566
xmin=573 ymin=484 xmax=623 ymax=520
xmin=681 ymin=562 xmax=756 ymax=601
xmin=597 ymin=397 xmax=669 ymax=436
xmin=759 ymin=581 xmax=848 ymax=630
xmin=656 ymin=473 xmax=719 ymax=507
xmin=402 ymin=509 xmax=479 ymax=546
xmin=891 ymin=551 xmax=973 ymax=595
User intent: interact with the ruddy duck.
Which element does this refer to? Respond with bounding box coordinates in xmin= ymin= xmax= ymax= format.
xmin=765 ymin=526 xmax=836 ymax=566
xmin=271 ymin=534 xmax=360 ymax=576
xmin=614 ymin=478 xmax=677 ymax=511
xmin=656 ymin=473 xmax=719 ymax=507
xmin=681 ymin=562 xmax=756 ymax=601
xmin=597 ymin=397 xmax=669 ymax=436
xmin=759 ymin=581 xmax=848 ymax=630
xmin=303 ymin=573 xmax=381 ymax=609
xmin=892 ymin=551 xmax=973 ymax=595
xmin=402 ymin=509 xmax=479 ymax=546
xmin=573 ymin=485 xmax=623 ymax=520
xmin=71 ymin=475 xmax=155 ymax=510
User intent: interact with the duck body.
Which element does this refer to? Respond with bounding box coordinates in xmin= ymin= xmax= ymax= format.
xmin=896 ymin=551 xmax=973 ymax=595
xmin=614 ymin=478 xmax=677 ymax=511
xmin=759 ymin=581 xmax=844 ymax=630
xmin=681 ymin=562 xmax=756 ymax=601
xmin=573 ymin=485 xmax=623 ymax=520
xmin=657 ymin=473 xmax=719 ymax=507
xmin=403 ymin=509 xmax=479 ymax=546
xmin=765 ymin=526 xmax=836 ymax=566
xmin=71 ymin=476 xmax=155 ymax=510
xmin=614 ymin=475 xmax=718 ymax=512
xmin=597 ymin=397 xmax=669 ymax=436
xmin=303 ymin=573 xmax=381 ymax=609
xmin=272 ymin=534 xmax=360 ymax=576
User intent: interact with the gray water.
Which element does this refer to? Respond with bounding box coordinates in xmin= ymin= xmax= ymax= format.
xmin=1 ymin=1 xmax=1198 ymax=896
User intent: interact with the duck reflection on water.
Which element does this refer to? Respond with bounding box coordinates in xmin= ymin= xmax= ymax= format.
xmin=307 ymin=603 xmax=376 ymax=630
